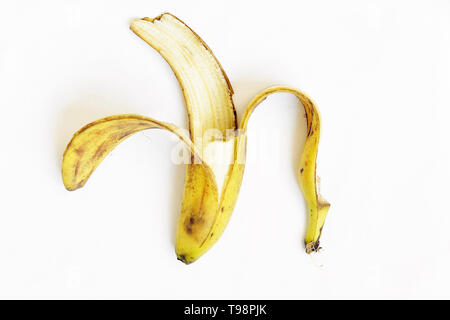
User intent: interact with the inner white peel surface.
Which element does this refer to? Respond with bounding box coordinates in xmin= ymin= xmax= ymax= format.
xmin=131 ymin=15 xmax=236 ymax=144
xmin=202 ymin=139 xmax=236 ymax=197
xmin=131 ymin=14 xmax=237 ymax=196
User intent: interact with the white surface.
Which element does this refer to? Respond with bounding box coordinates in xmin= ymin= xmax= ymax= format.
xmin=0 ymin=0 xmax=449 ymax=299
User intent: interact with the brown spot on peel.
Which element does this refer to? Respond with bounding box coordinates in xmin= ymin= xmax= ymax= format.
xmin=74 ymin=148 xmax=84 ymax=156
xmin=74 ymin=160 xmax=80 ymax=178
xmin=115 ymin=130 xmax=138 ymax=141
xmin=93 ymin=141 xmax=109 ymax=161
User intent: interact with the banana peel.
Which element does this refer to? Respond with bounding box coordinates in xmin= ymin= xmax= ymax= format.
xmin=240 ymin=87 xmax=330 ymax=253
xmin=62 ymin=13 xmax=330 ymax=263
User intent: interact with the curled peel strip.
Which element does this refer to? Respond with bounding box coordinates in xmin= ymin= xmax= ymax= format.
xmin=62 ymin=13 xmax=330 ymax=263
xmin=239 ymin=87 xmax=330 ymax=254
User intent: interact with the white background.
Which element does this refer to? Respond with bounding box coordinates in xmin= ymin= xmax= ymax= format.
xmin=0 ymin=0 xmax=449 ymax=299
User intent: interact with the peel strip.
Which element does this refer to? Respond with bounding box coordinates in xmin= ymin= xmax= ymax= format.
xmin=62 ymin=114 xmax=211 ymax=192
xmin=237 ymin=86 xmax=330 ymax=253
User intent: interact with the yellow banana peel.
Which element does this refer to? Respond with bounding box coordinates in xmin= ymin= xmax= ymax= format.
xmin=62 ymin=13 xmax=330 ymax=263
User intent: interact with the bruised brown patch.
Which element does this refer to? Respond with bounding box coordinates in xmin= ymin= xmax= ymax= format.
xmin=74 ymin=148 xmax=85 ymax=156
xmin=74 ymin=160 xmax=80 ymax=178
xmin=74 ymin=178 xmax=86 ymax=190
xmin=115 ymin=130 xmax=138 ymax=141
xmin=184 ymin=215 xmax=208 ymax=238
xmin=93 ymin=141 xmax=109 ymax=161
xmin=300 ymin=168 xmax=304 ymax=174
xmin=114 ymin=123 xmax=134 ymax=130
xmin=306 ymin=109 xmax=315 ymax=136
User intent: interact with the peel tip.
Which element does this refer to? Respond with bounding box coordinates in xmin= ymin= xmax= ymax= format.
xmin=305 ymin=241 xmax=321 ymax=254
xmin=177 ymin=254 xmax=194 ymax=265
xmin=129 ymin=18 xmax=147 ymax=30
xmin=130 ymin=12 xmax=171 ymax=27
xmin=129 ymin=18 xmax=152 ymax=31
xmin=63 ymin=182 xmax=82 ymax=192
xmin=62 ymin=174 xmax=85 ymax=191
